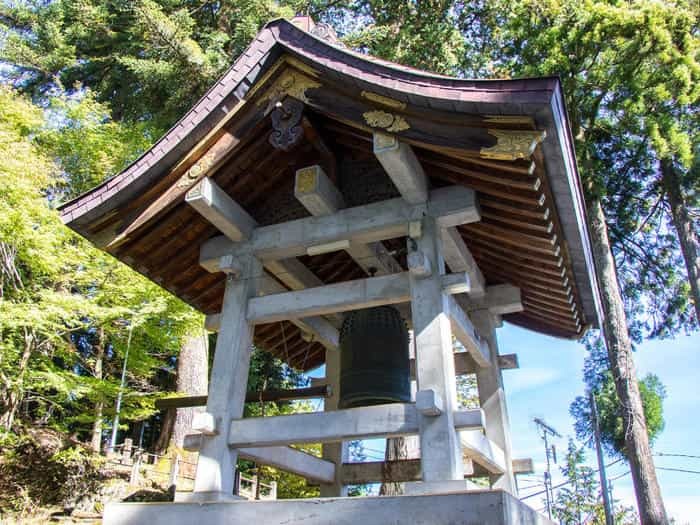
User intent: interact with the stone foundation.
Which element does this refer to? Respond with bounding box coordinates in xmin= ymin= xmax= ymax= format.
xmin=104 ymin=490 xmax=553 ymax=525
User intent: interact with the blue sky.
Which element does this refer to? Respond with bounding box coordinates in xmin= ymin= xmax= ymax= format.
xmin=500 ymin=323 xmax=700 ymax=524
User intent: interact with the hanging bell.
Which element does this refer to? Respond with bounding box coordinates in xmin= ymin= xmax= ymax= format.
xmin=338 ymin=306 xmax=411 ymax=409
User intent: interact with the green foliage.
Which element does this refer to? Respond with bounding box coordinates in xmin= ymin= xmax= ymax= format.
xmin=1 ymin=0 xmax=297 ymax=130
xmin=552 ymin=439 xmax=638 ymax=525
xmin=552 ymin=439 xmax=601 ymax=525
xmin=571 ymin=360 xmax=666 ymax=459
xmin=0 ymin=85 xmax=200 ymax=441
xmin=469 ymin=0 xmax=699 ymax=336
xmin=40 ymin=90 xmax=154 ymax=198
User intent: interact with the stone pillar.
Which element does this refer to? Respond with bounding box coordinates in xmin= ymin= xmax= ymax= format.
xmin=190 ymin=256 xmax=261 ymax=501
xmin=472 ymin=309 xmax=516 ymax=493
xmin=320 ymin=347 xmax=348 ymax=497
xmin=409 ymin=217 xmax=463 ymax=484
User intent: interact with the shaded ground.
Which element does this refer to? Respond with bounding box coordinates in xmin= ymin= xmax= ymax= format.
xmin=0 ymin=426 xmax=172 ymax=523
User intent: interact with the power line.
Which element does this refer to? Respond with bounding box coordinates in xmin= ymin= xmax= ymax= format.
xmin=656 ymin=467 xmax=700 ymax=475
xmin=608 ymin=470 xmax=630 ymax=482
xmin=654 ymin=453 xmax=700 ymax=460
xmin=520 ymin=458 xmax=624 ymax=501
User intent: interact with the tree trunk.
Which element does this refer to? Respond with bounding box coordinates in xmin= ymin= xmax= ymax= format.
xmin=155 ymin=331 xmax=209 ymax=481
xmin=91 ymin=327 xmax=105 ymax=453
xmin=379 ymin=437 xmax=409 ymax=495
xmin=661 ymin=159 xmax=700 ymax=323
xmin=0 ymin=328 xmax=33 ymax=430
xmin=587 ymin=198 xmax=668 ymax=524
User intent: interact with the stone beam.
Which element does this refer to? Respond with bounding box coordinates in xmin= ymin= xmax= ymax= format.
xmin=294 ymin=165 xmax=345 ymax=216
xmin=512 ymin=458 xmax=534 ymax=475
xmin=439 ymin=227 xmax=486 ymax=297
xmin=238 ymin=446 xmax=336 ymax=484
xmin=201 ymin=185 xmax=479 ymax=267
xmin=247 ymin=272 xmax=483 ymax=324
xmin=463 ymin=284 xmax=524 ymax=315
xmin=460 ymin=431 xmax=507 ymax=475
xmin=186 ymin=177 xmax=256 ymax=242
xmin=406 ymin=352 xmax=518 ymax=378
xmin=341 ymin=459 xmax=423 ymax=485
xmin=446 ymin=295 xmax=491 ymax=368
xmin=182 ymin=435 xmax=335 ymax=484
xmin=373 ymin=133 xmax=429 ymax=204
xmin=294 ymin=165 xmax=402 ymax=276
xmin=205 ymin=278 xmax=339 ymax=350
xmin=227 ymin=403 xmax=485 ymax=448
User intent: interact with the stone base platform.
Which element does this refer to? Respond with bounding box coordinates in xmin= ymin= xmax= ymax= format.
xmin=104 ymin=490 xmax=553 ymax=525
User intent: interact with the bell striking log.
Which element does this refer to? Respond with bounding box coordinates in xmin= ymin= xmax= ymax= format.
xmin=339 ymin=306 xmax=411 ymax=409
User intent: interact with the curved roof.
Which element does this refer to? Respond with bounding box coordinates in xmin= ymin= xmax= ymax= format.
xmin=60 ymin=18 xmax=602 ymax=370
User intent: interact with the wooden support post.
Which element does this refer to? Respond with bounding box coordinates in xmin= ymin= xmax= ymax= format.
xmin=409 ymin=216 xmax=464 ymax=484
xmin=320 ymin=348 xmax=348 ymax=497
xmin=188 ymin=255 xmax=261 ymax=502
xmin=471 ymin=309 xmax=516 ymax=493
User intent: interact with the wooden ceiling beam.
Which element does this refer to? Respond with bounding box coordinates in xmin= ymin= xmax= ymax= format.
xmin=479 ymin=197 xmax=550 ymax=221
xmin=480 ymin=211 xmax=554 ymax=235
xmin=484 ymin=267 xmax=573 ymax=301
xmin=469 ymin=243 xmax=566 ymax=279
xmin=421 ymin=154 xmax=541 ymax=192
xmin=107 ymin=102 xmax=267 ymax=249
xmin=462 ymin=223 xmax=559 ymax=258
xmin=304 ymin=82 xmax=544 ymax=161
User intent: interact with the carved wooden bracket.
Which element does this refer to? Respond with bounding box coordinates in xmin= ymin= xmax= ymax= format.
xmin=269 ymin=97 xmax=305 ymax=151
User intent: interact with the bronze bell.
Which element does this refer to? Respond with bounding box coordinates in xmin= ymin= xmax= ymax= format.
xmin=338 ymin=306 xmax=411 ymax=409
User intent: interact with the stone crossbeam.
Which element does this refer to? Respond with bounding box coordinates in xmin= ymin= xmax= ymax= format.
xmin=247 ymin=271 xmax=475 ymax=324
xmin=446 ymin=294 xmax=491 ymax=368
xmin=373 ymin=133 xmax=429 ymax=204
xmin=460 ymin=430 xmax=507 ymax=474
xmin=201 ymin=185 xmax=479 ymax=268
xmin=440 ymin=227 xmax=486 ymax=297
xmin=227 ymin=403 xmax=484 ymax=448
xmin=182 ymin=436 xmax=336 ymax=484
xmin=186 ymin=176 xmax=256 ymax=242
xmin=294 ymin=165 xmax=402 ymax=276
xmin=238 ymin=446 xmax=336 ymax=484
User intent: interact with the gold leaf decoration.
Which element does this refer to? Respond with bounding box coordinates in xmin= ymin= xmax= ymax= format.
xmin=295 ymin=166 xmax=318 ymax=193
xmin=177 ymin=151 xmax=217 ymax=188
xmin=363 ymin=110 xmax=410 ymax=133
xmin=258 ymin=70 xmax=321 ymax=112
xmin=480 ymin=130 xmax=546 ymax=161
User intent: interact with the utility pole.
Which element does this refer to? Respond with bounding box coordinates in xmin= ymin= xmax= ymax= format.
xmin=534 ymin=417 xmax=561 ymax=520
xmin=590 ymin=391 xmax=614 ymax=525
